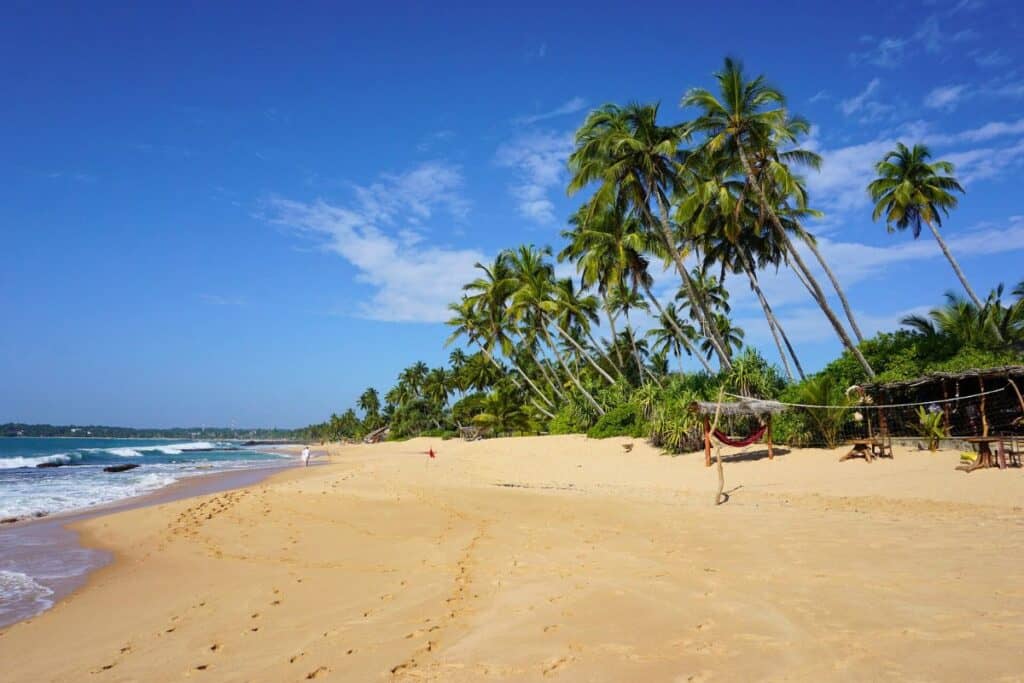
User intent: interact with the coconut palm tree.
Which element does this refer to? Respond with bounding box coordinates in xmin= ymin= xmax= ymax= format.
xmin=902 ymin=286 xmax=1023 ymax=349
xmin=549 ymin=276 xmax=618 ymax=385
xmin=682 ymin=57 xmax=875 ymax=378
xmin=560 ymin=202 xmax=712 ymax=374
xmin=700 ymin=313 xmax=744 ymax=361
xmin=357 ymin=387 xmax=380 ymax=419
xmin=568 ymin=103 xmax=734 ymax=369
xmin=462 ymin=257 xmax=562 ymax=405
xmin=678 ymin=151 xmax=804 ymax=379
xmin=868 ymin=142 xmax=982 ymax=309
xmin=445 ymin=296 xmax=555 ymax=417
xmin=647 ymin=302 xmax=699 ymax=372
xmin=505 ymin=245 xmax=606 ymax=415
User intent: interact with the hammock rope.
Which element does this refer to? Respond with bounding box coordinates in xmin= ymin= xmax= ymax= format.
xmin=712 ymin=424 xmax=767 ymax=448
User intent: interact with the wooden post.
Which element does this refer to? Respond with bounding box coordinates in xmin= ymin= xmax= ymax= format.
xmin=767 ymin=414 xmax=774 ymax=460
xmin=979 ymin=374 xmax=989 ymax=437
xmin=879 ymin=391 xmax=889 ymax=438
xmin=941 ymin=380 xmax=952 ymax=435
xmin=703 ymin=416 xmax=712 ymax=467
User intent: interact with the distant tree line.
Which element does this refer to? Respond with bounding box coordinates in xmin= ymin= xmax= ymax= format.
xmin=1 ymin=424 xmax=305 ymax=440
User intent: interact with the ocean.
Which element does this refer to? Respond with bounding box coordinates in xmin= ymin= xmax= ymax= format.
xmin=0 ymin=437 xmax=292 ymax=627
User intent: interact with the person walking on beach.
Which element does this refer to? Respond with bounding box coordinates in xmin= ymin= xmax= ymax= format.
xmin=301 ymin=446 xmax=311 ymax=467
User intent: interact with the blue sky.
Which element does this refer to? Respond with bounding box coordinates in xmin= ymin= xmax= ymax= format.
xmin=2 ymin=0 xmax=1023 ymax=427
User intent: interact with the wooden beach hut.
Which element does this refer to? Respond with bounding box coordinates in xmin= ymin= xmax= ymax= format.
xmin=861 ymin=365 xmax=1024 ymax=438
xmin=689 ymin=398 xmax=788 ymax=467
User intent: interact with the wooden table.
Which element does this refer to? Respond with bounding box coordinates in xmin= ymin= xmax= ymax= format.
xmin=841 ymin=439 xmax=876 ymax=463
xmin=959 ymin=437 xmax=1007 ymax=472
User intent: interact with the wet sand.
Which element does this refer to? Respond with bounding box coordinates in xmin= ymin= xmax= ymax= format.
xmin=1 ymin=435 xmax=1022 ymax=681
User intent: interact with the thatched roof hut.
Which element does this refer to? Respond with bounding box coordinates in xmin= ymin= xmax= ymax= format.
xmin=689 ymin=398 xmax=786 ymax=466
xmin=862 ymin=366 xmax=1024 ymax=437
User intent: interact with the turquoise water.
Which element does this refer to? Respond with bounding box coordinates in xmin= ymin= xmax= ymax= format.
xmin=0 ymin=437 xmax=289 ymax=520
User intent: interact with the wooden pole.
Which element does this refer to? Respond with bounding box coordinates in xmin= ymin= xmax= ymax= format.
xmin=767 ymin=414 xmax=774 ymax=460
xmin=941 ymin=380 xmax=952 ymax=435
xmin=703 ymin=416 xmax=712 ymax=467
xmin=979 ymin=374 xmax=989 ymax=437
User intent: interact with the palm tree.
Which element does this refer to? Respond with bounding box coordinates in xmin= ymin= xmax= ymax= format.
xmin=682 ymin=57 xmax=876 ymax=378
xmin=678 ymin=151 xmax=804 ymax=379
xmin=560 ymin=202 xmax=711 ymax=374
xmin=902 ymin=286 xmax=1022 ymax=349
xmin=647 ymin=302 xmax=699 ymax=372
xmin=461 ymin=257 xmax=560 ymax=408
xmin=422 ymin=368 xmax=451 ymax=409
xmin=445 ymin=296 xmax=556 ymax=417
xmin=550 ymin=276 xmax=618 ymax=385
xmin=700 ymin=313 xmax=744 ymax=361
xmin=568 ymin=103 xmax=734 ymax=369
xmin=868 ymin=142 xmax=982 ymax=309
xmin=357 ymin=387 xmax=380 ymax=419
xmin=506 ymin=245 xmax=606 ymax=414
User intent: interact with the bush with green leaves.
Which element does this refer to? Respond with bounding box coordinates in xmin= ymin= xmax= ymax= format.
xmin=587 ymin=403 xmax=644 ymax=439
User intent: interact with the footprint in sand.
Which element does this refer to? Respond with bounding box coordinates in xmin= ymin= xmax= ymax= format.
xmin=305 ymin=666 xmax=328 ymax=679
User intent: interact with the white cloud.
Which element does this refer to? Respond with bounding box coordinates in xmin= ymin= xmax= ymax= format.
xmin=970 ymin=49 xmax=1010 ymax=67
xmin=839 ymin=78 xmax=890 ymax=121
xmin=743 ymin=218 xmax=1024 ymax=314
xmin=851 ymin=36 xmax=907 ymax=68
xmin=944 ymin=138 xmax=1024 ymax=184
xmin=514 ymin=97 xmax=587 ymax=125
xmin=495 ymin=131 xmax=574 ymax=224
xmin=807 ymin=117 xmax=1024 ymax=212
xmin=924 ymin=84 xmax=968 ymax=111
xmin=850 ymin=13 xmax=977 ymax=67
xmin=809 ymin=90 xmax=830 ymax=104
xmin=266 ymin=162 xmax=485 ymax=323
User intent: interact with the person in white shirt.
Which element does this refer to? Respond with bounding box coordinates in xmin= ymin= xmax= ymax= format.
xmin=301 ymin=446 xmax=311 ymax=467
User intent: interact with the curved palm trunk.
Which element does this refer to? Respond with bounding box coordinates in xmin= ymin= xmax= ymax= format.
xmin=737 ymin=250 xmax=803 ymax=381
xmin=649 ymin=191 xmax=734 ymax=370
xmin=603 ymin=299 xmax=626 ymax=370
xmin=541 ymin=328 xmax=605 ymax=415
xmin=547 ymin=316 xmax=617 ymax=385
xmin=529 ymin=397 xmax=555 ymax=420
xmin=640 ymin=281 xmax=715 ymax=374
xmin=527 ymin=344 xmax=565 ymax=399
xmin=736 ymin=147 xmax=876 ymax=379
xmin=926 ymin=219 xmax=989 ymax=312
xmin=528 ymin=346 xmax=566 ymax=401
xmin=585 ymin=327 xmax=626 ymax=379
xmin=805 ymin=237 xmax=865 ymax=342
xmin=482 ymin=343 xmax=556 ymax=409
xmin=622 ymin=311 xmax=662 ymax=388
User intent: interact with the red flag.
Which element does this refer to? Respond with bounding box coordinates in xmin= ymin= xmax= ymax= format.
xmin=428 ymin=448 xmax=436 ymax=459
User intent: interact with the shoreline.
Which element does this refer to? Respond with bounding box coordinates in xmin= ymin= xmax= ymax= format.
xmin=0 ymin=453 xmax=305 ymax=629
xmin=2 ymin=436 xmax=1022 ymax=681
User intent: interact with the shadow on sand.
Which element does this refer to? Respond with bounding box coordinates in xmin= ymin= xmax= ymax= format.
xmin=719 ymin=447 xmax=791 ymax=464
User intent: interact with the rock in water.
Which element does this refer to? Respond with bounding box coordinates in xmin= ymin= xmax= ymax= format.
xmin=104 ymin=463 xmax=140 ymax=473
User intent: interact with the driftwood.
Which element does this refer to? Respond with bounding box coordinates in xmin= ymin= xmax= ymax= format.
xmin=363 ymin=426 xmax=389 ymax=444
xmin=459 ymin=426 xmax=483 ymax=441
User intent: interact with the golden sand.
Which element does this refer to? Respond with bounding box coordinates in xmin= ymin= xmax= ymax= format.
xmin=2 ymin=435 xmax=1022 ymax=681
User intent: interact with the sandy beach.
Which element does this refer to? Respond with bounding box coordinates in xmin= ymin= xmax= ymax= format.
xmin=2 ymin=436 xmax=1022 ymax=681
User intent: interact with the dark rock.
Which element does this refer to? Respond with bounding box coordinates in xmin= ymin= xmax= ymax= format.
xmin=36 ymin=462 xmax=64 ymax=468
xmin=104 ymin=463 xmax=140 ymax=473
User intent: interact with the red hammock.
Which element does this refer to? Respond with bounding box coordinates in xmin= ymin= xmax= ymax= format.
xmin=712 ymin=424 xmax=767 ymax=448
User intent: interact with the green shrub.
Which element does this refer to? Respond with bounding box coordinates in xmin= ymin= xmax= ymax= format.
xmin=587 ymin=403 xmax=643 ymax=439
